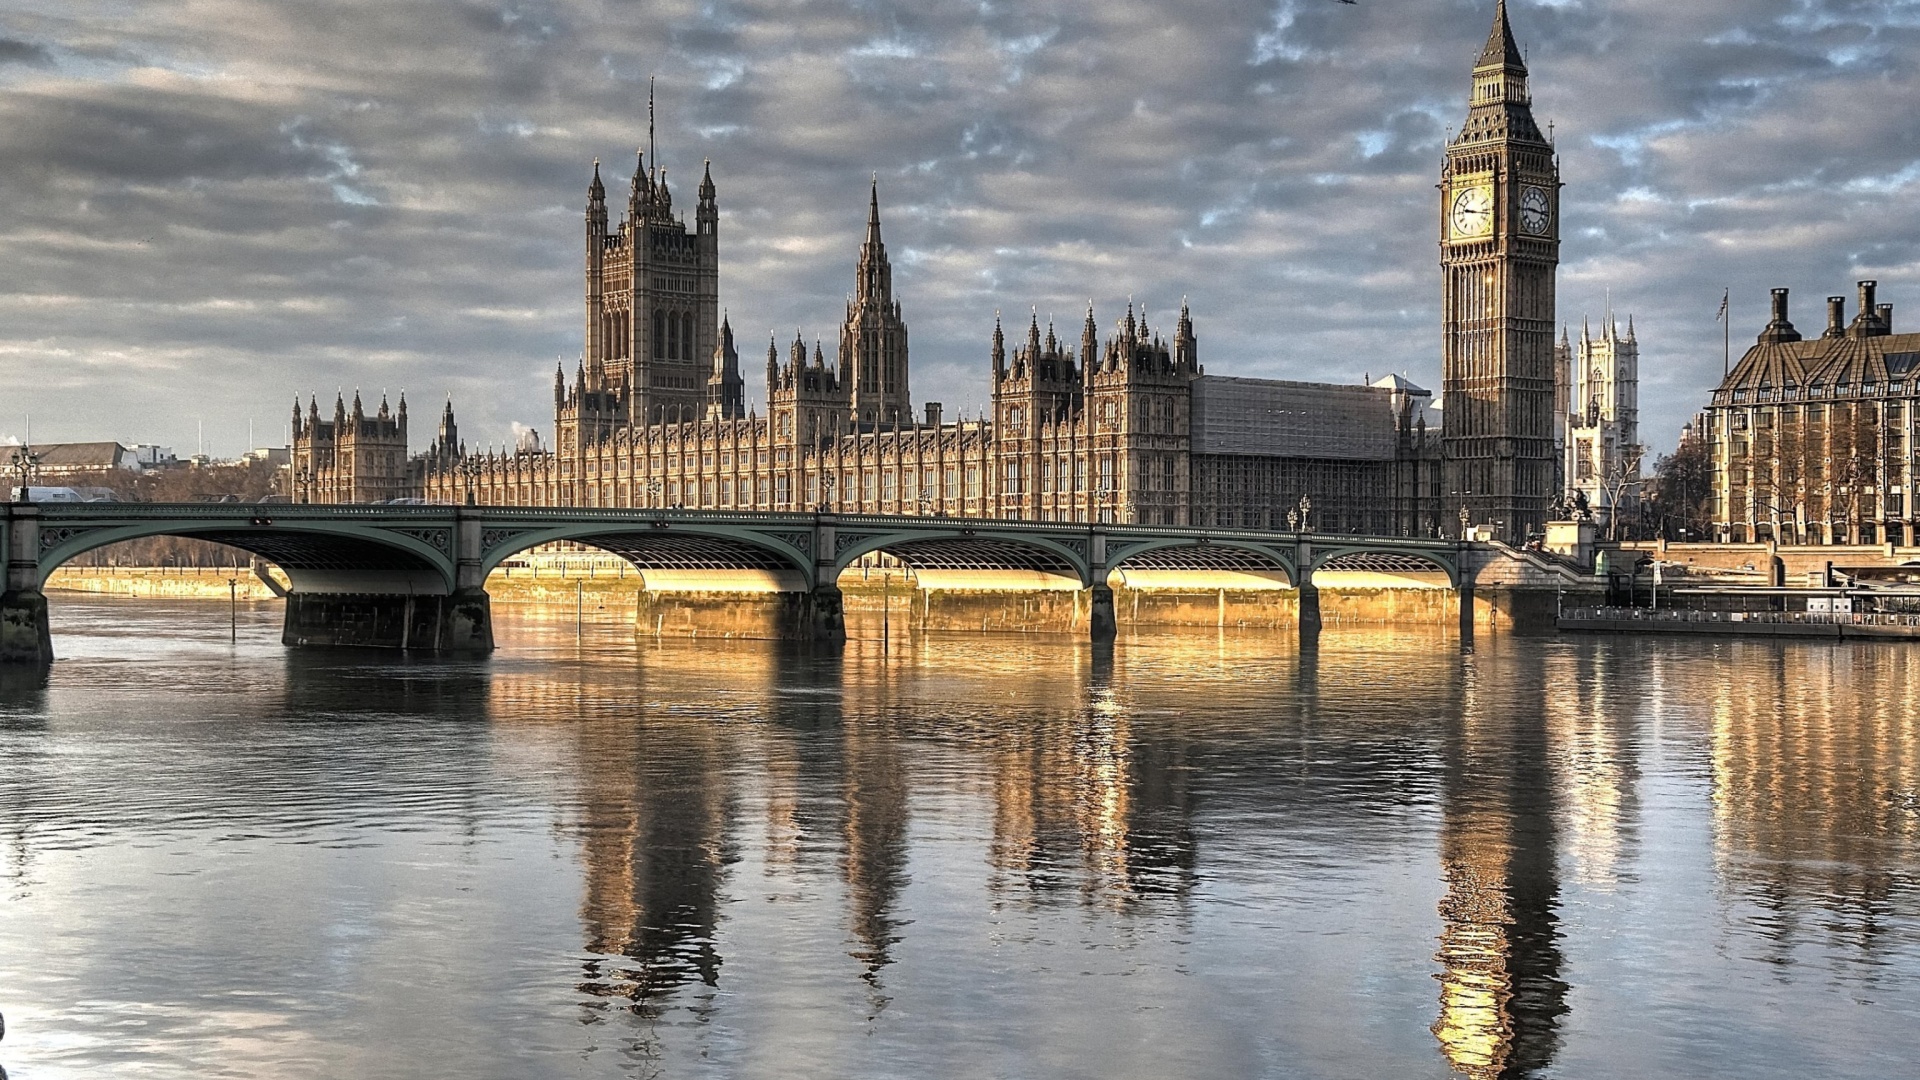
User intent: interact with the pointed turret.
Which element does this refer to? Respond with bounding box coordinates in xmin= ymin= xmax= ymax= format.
xmin=706 ymin=312 xmax=743 ymax=419
xmin=992 ymin=313 xmax=1006 ymax=378
xmin=696 ymin=159 xmax=718 ymax=243
xmin=587 ymin=159 xmax=609 ymax=240
xmin=1081 ymin=302 xmax=1098 ymax=370
xmin=1176 ymin=299 xmax=1197 ymax=370
xmin=1026 ymin=308 xmax=1042 ymax=359
xmin=351 ymin=389 xmax=365 ymax=421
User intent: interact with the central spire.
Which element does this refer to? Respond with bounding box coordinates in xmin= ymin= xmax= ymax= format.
xmin=855 ymin=176 xmax=892 ymax=305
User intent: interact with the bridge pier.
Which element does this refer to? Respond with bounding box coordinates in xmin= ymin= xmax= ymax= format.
xmin=805 ymin=516 xmax=848 ymax=644
xmin=1087 ymin=531 xmax=1116 ymax=642
xmin=1458 ymin=571 xmax=1476 ymax=650
xmin=1295 ymin=537 xmax=1321 ymax=642
xmin=282 ymin=588 xmax=493 ymax=654
xmin=2 ymin=505 xmax=52 ymax=668
xmin=281 ymin=512 xmax=494 ymax=656
xmin=1088 ymin=583 xmax=1117 ymax=643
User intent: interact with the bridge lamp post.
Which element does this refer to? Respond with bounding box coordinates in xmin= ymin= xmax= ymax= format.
xmin=460 ymin=458 xmax=482 ymax=507
xmin=1297 ymin=495 xmax=1312 ymax=533
xmin=1286 ymin=508 xmax=1298 ymax=532
xmin=1096 ymin=484 xmax=1114 ymax=525
xmin=917 ymin=489 xmax=935 ymax=518
xmin=8 ymin=444 xmax=40 ymax=500
xmin=646 ymin=477 xmax=663 ymax=509
xmin=818 ymin=472 xmax=836 ymax=514
xmin=1459 ymin=504 xmax=1472 ymax=540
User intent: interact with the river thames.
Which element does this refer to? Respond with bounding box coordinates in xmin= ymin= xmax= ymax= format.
xmin=1 ymin=597 xmax=1917 ymax=1078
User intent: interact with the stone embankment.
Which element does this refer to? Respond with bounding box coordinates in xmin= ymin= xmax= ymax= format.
xmin=46 ymin=566 xmax=284 ymax=600
xmin=46 ymin=543 xmax=1588 ymax=639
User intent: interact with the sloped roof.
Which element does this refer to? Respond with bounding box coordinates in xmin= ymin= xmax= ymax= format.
xmin=1717 ymin=331 xmax=1920 ymax=400
xmin=1372 ymin=372 xmax=1431 ymax=396
xmin=32 ymin=441 xmax=126 ymax=468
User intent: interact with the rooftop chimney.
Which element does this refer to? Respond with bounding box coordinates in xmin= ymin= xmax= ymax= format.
xmin=924 ymin=401 xmax=943 ymax=427
xmin=1877 ymin=303 xmax=1893 ymax=335
xmin=1760 ymin=287 xmax=1802 ymax=344
xmin=1850 ymin=280 xmax=1880 ymax=337
xmin=1826 ymin=296 xmax=1847 ymax=338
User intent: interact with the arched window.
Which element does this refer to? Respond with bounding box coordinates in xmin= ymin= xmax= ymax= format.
xmin=682 ymin=312 xmax=696 ymax=361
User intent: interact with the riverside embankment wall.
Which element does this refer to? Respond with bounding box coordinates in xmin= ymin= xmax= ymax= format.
xmin=47 ymin=552 xmax=1579 ymax=638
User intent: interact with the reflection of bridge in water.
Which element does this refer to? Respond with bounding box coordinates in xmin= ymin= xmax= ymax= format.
xmin=2 ymin=503 xmax=1476 ymax=665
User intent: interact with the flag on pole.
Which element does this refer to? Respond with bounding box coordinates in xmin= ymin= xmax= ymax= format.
xmin=1716 ymin=290 xmax=1729 ymax=322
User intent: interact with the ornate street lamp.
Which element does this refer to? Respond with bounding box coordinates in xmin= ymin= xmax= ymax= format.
xmin=461 ymin=457 xmax=482 ymax=506
xmin=1459 ymin=504 xmax=1472 ymax=540
xmin=9 ymin=442 xmax=41 ymax=499
xmin=818 ymin=472 xmax=836 ymax=513
xmin=1297 ymin=494 xmax=1313 ymax=532
xmin=1286 ymin=508 xmax=1299 ymax=532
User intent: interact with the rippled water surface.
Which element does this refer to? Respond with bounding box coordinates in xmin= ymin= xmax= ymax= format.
xmin=2 ymin=597 xmax=1919 ymax=1078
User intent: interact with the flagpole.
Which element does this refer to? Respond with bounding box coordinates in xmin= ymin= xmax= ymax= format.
xmin=1721 ymin=287 xmax=1730 ymax=377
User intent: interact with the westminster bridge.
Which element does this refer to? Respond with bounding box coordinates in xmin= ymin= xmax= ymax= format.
xmin=1 ymin=502 xmax=1495 ymax=666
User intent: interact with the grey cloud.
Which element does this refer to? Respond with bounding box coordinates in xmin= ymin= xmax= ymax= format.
xmin=0 ymin=37 xmax=53 ymax=66
xmin=4 ymin=0 xmax=1920 ymax=457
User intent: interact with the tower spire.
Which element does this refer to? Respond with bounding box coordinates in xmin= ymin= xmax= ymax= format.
xmin=1478 ymin=0 xmax=1525 ymax=73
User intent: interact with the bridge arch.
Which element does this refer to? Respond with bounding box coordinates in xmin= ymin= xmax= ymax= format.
xmin=1305 ymin=545 xmax=1459 ymax=588
xmin=35 ymin=518 xmax=456 ymax=595
xmin=1106 ymin=538 xmax=1298 ymax=587
xmin=830 ymin=527 xmax=1093 ymax=586
xmin=478 ymin=522 xmax=814 ymax=586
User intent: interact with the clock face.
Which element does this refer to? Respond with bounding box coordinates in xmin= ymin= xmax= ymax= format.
xmin=1450 ymin=185 xmax=1494 ymax=240
xmin=1520 ymin=185 xmax=1552 ymax=235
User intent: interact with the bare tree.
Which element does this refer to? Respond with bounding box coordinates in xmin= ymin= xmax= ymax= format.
xmin=1598 ymin=442 xmax=1646 ymax=540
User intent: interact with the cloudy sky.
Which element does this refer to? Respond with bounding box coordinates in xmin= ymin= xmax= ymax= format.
xmin=3 ymin=0 xmax=1918 ymax=459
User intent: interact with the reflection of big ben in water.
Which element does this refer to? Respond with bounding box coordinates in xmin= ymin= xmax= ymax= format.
xmin=1432 ymin=650 xmax=1568 ymax=1079
xmin=1442 ymin=0 xmax=1560 ymax=543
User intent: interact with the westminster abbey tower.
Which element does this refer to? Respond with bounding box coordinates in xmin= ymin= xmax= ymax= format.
xmin=1441 ymin=0 xmax=1560 ymax=541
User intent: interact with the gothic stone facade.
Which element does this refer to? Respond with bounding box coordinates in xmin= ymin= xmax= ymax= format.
xmin=293 ymin=126 xmax=1444 ymax=534
xmin=1440 ymin=0 xmax=1561 ymax=543
xmin=1553 ymin=315 xmax=1641 ymax=527
xmin=1705 ymin=282 xmax=1920 ymax=545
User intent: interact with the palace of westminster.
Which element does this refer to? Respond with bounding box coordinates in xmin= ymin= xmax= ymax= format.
xmin=291 ymin=3 xmax=1659 ymax=544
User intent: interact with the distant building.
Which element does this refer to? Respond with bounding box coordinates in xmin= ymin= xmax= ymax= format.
xmin=1555 ymin=316 xmax=1641 ymax=527
xmin=128 ymin=444 xmax=178 ymax=469
xmin=290 ymin=391 xmax=412 ymax=504
xmin=1704 ymin=281 xmax=1919 ymax=544
xmin=28 ymin=441 xmax=134 ymax=478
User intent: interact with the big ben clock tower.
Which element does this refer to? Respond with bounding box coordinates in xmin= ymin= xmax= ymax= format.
xmin=1441 ymin=0 xmax=1559 ymax=543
